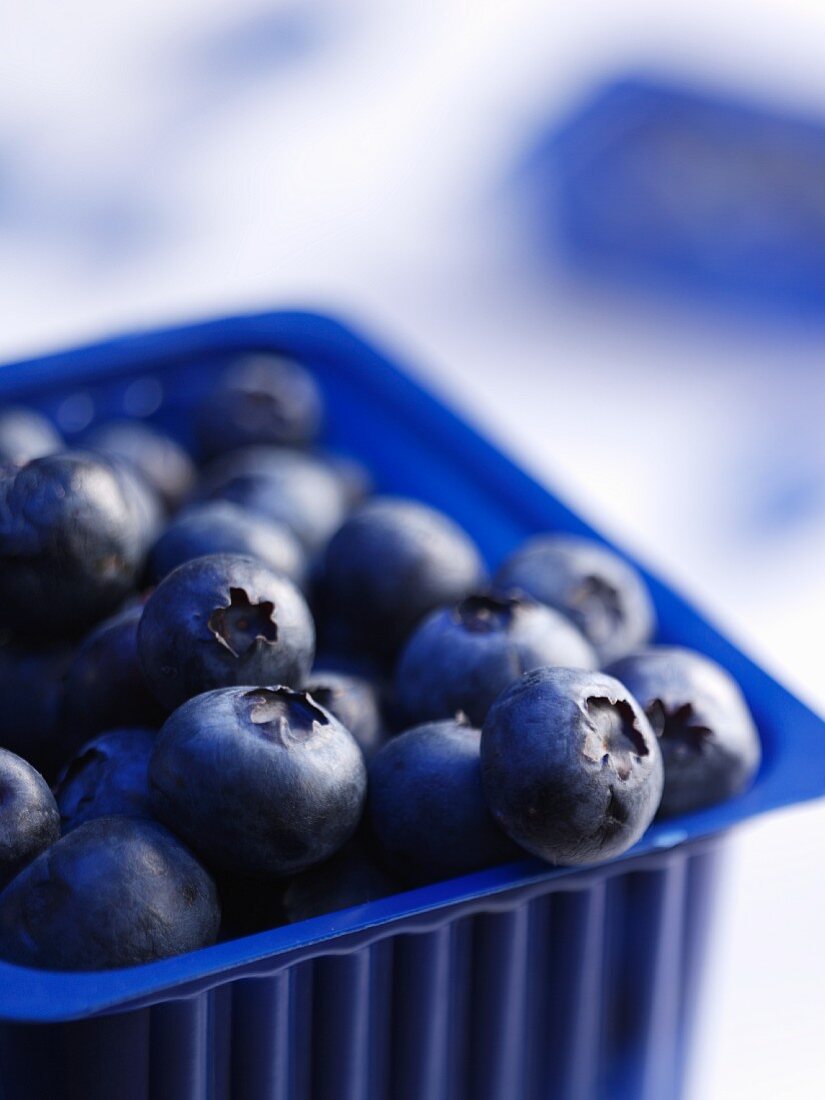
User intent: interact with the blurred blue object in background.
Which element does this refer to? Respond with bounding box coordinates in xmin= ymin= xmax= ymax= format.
xmin=534 ymin=76 xmax=825 ymax=316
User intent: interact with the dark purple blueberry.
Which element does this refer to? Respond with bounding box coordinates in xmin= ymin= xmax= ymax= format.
xmin=320 ymin=497 xmax=486 ymax=655
xmin=0 ymin=452 xmax=150 ymax=638
xmin=150 ymin=686 xmax=367 ymax=877
xmin=61 ymin=605 xmax=164 ymax=749
xmin=81 ymin=419 xmax=196 ymax=512
xmin=0 ymin=749 xmax=60 ymax=889
xmin=54 ymin=728 xmax=156 ymax=833
xmin=368 ymin=717 xmax=520 ymax=884
xmin=605 ymin=647 xmax=761 ymax=817
xmin=481 ymin=667 xmax=663 ymax=865
xmin=194 ymin=355 xmax=323 ymax=458
xmin=0 ymin=817 xmax=220 ymax=970
xmin=195 ymin=447 xmax=349 ymax=552
xmin=0 ymin=407 xmax=62 ymax=467
xmin=394 ymin=592 xmax=597 ymax=727
xmin=138 ymin=553 xmax=315 ymax=711
xmin=304 ymin=670 xmax=385 ymax=759
xmin=494 ymin=535 xmax=655 ymax=664
xmin=148 ymin=501 xmax=306 ymax=588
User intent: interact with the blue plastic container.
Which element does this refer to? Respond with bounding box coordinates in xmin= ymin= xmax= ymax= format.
xmin=0 ymin=311 xmax=822 ymax=1100
xmin=541 ymin=76 xmax=825 ymax=316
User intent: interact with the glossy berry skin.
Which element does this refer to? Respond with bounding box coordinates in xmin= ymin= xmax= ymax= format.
xmin=605 ymin=647 xmax=761 ymax=818
xmin=150 ymin=686 xmax=367 ymax=877
xmin=106 ymin=455 xmax=164 ymax=555
xmin=148 ymin=501 xmax=306 ymax=588
xmin=394 ymin=593 xmax=597 ymax=728
xmin=0 ymin=452 xmax=149 ymax=638
xmin=481 ymin=668 xmax=663 ymax=865
xmin=304 ymin=670 xmax=385 ymax=759
xmin=82 ymin=419 xmax=196 ymax=512
xmin=494 ymin=534 xmax=655 ymax=665
xmin=194 ymin=355 xmax=323 ymax=459
xmin=197 ymin=448 xmax=349 ymax=552
xmin=0 ymin=817 xmax=220 ymax=971
xmin=138 ymin=554 xmax=315 ymax=711
xmin=320 ymin=497 xmax=486 ymax=654
xmin=0 ymin=643 xmax=71 ymax=781
xmin=61 ymin=605 xmax=164 ymax=750
xmin=0 ymin=407 xmax=62 ymax=467
xmin=0 ymin=750 xmax=60 ymax=889
xmin=368 ymin=718 xmax=520 ymax=885
xmin=55 ymin=728 xmax=156 ymax=833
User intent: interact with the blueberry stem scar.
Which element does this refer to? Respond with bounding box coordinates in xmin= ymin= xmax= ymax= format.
xmin=208 ymin=587 xmax=278 ymax=657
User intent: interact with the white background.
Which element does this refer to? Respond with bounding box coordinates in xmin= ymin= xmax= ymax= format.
xmin=1 ymin=2 xmax=824 ymax=1096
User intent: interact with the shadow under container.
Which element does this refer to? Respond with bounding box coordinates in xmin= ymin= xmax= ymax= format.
xmin=0 ymin=312 xmax=821 ymax=1100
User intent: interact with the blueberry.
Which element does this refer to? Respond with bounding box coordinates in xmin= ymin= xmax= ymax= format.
xmin=54 ymin=728 xmax=156 ymax=833
xmin=304 ymin=670 xmax=385 ymax=759
xmin=138 ymin=553 xmax=315 ymax=711
xmin=394 ymin=592 xmax=597 ymax=728
xmin=196 ymin=448 xmax=349 ymax=552
xmin=106 ymin=454 xmax=164 ymax=553
xmin=0 ymin=452 xmax=149 ymax=637
xmin=61 ymin=605 xmax=164 ymax=748
xmin=0 ymin=643 xmax=71 ymax=781
xmin=320 ymin=497 xmax=486 ymax=655
xmin=150 ymin=686 xmax=367 ymax=877
xmin=280 ymin=839 xmax=399 ymax=924
xmin=605 ymin=647 xmax=761 ymax=817
xmin=194 ymin=354 xmax=323 ymax=458
xmin=0 ymin=817 xmax=220 ymax=970
xmin=148 ymin=501 xmax=307 ymax=588
xmin=368 ymin=717 xmax=520 ymax=884
xmin=81 ymin=419 xmax=196 ymax=512
xmin=481 ymin=667 xmax=663 ymax=865
xmin=494 ymin=535 xmax=655 ymax=664
xmin=0 ymin=750 xmax=60 ymax=889
xmin=319 ymin=450 xmax=373 ymax=507
xmin=0 ymin=407 xmax=62 ymax=467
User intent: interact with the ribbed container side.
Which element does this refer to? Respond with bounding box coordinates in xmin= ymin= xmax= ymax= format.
xmin=0 ymin=1007 xmax=152 ymax=1100
xmin=0 ymin=843 xmax=724 ymax=1100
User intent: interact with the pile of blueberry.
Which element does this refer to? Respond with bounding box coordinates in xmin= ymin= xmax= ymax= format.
xmin=0 ymin=356 xmax=761 ymax=971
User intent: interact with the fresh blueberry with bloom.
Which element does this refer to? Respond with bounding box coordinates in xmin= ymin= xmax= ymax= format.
xmin=0 ymin=452 xmax=150 ymax=637
xmin=138 ymin=553 xmax=315 ymax=711
xmin=196 ymin=447 xmax=350 ymax=552
xmin=55 ymin=728 xmax=156 ymax=833
xmin=0 ymin=643 xmax=71 ymax=781
xmin=494 ymin=534 xmax=655 ymax=665
xmin=394 ymin=592 xmax=598 ymax=728
xmin=304 ymin=670 xmax=385 ymax=759
xmin=0 ymin=817 xmax=220 ymax=970
xmin=61 ymin=604 xmax=164 ymax=749
xmin=147 ymin=500 xmax=307 ymax=588
xmin=605 ymin=647 xmax=761 ymax=817
xmin=81 ymin=418 xmax=196 ymax=512
xmin=320 ymin=497 xmax=486 ymax=655
xmin=194 ymin=354 xmax=323 ymax=458
xmin=0 ymin=407 xmax=62 ymax=467
xmin=0 ymin=749 xmax=60 ymax=889
xmin=368 ymin=717 xmax=520 ymax=884
xmin=481 ymin=667 xmax=663 ymax=865
xmin=150 ymin=686 xmax=367 ymax=877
